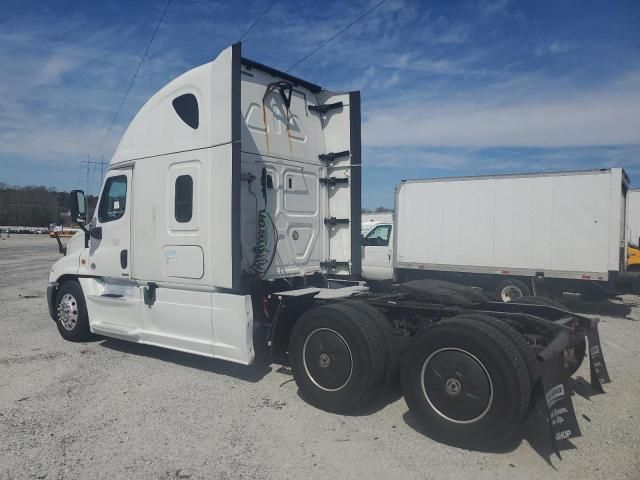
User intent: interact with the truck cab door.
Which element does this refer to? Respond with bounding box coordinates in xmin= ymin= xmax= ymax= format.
xmin=89 ymin=169 xmax=132 ymax=279
xmin=361 ymin=223 xmax=393 ymax=280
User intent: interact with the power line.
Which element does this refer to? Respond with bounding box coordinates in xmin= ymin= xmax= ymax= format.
xmin=287 ymin=0 xmax=389 ymax=72
xmin=80 ymin=159 xmax=108 ymax=196
xmin=91 ymin=0 xmax=173 ymax=161
xmin=238 ymin=0 xmax=277 ymax=42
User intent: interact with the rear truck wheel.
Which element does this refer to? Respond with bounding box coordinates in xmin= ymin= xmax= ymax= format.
xmin=495 ymin=278 xmax=531 ymax=302
xmin=513 ymin=296 xmax=586 ymax=376
xmin=289 ymin=303 xmax=387 ymax=413
xmin=450 ymin=314 xmax=539 ymax=385
xmin=339 ymin=300 xmax=400 ymax=386
xmin=55 ymin=280 xmax=92 ymax=342
xmin=402 ymin=317 xmax=531 ymax=447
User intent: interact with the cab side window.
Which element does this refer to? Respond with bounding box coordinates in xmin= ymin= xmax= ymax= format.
xmin=98 ymin=175 xmax=127 ymax=223
xmin=366 ymin=224 xmax=392 ymax=247
xmin=175 ymin=175 xmax=193 ymax=223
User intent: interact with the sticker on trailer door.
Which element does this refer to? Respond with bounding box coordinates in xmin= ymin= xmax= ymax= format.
xmin=164 ymin=249 xmax=177 ymax=263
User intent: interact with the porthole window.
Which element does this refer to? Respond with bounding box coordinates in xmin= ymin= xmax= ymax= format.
xmin=172 ymin=93 xmax=199 ymax=129
xmin=175 ymin=175 xmax=193 ymax=223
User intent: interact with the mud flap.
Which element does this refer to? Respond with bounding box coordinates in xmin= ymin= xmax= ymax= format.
xmin=541 ymin=353 xmax=581 ymax=457
xmin=585 ymin=319 xmax=611 ymax=393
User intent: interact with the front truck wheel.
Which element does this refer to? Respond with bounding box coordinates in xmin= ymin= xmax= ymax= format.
xmin=402 ymin=317 xmax=531 ymax=447
xmin=289 ymin=303 xmax=387 ymax=413
xmin=55 ymin=280 xmax=92 ymax=342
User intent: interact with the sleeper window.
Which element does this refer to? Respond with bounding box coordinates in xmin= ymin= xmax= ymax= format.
xmin=98 ymin=175 xmax=127 ymax=223
xmin=172 ymin=93 xmax=199 ymax=129
xmin=175 ymin=175 xmax=193 ymax=223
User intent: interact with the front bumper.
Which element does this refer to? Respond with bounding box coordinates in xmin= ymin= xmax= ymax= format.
xmin=47 ymin=283 xmax=57 ymax=320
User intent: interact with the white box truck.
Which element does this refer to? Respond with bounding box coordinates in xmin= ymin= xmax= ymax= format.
xmin=362 ymin=169 xmax=629 ymax=301
xmin=626 ymin=189 xmax=640 ymax=247
xmin=47 ymin=44 xmax=610 ymax=449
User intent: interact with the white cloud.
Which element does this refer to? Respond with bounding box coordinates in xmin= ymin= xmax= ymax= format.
xmin=382 ymin=71 xmax=400 ymax=88
xmin=535 ymin=41 xmax=573 ymax=56
xmin=366 ymin=147 xmax=475 ymax=169
xmin=478 ymin=0 xmax=510 ymax=17
xmin=36 ymin=54 xmax=79 ymax=85
xmin=0 ymin=12 xmax=191 ymax=171
xmin=363 ymin=72 xmax=640 ymax=148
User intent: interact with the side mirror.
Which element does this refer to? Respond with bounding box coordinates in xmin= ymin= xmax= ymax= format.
xmin=69 ymin=190 xmax=87 ymax=225
xmin=361 ymin=235 xmax=368 ymax=246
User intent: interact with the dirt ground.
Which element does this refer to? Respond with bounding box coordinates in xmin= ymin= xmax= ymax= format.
xmin=1 ymin=234 xmax=639 ymax=480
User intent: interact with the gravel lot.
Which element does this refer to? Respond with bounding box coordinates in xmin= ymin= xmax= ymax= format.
xmin=1 ymin=235 xmax=639 ymax=480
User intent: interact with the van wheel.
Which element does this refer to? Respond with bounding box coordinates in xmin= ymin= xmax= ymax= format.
xmin=495 ymin=279 xmax=530 ymax=302
xmin=55 ymin=281 xmax=92 ymax=342
xmin=402 ymin=317 xmax=530 ymax=447
xmin=513 ymin=296 xmax=585 ymax=376
xmin=289 ymin=304 xmax=387 ymax=413
xmin=340 ymin=300 xmax=400 ymax=386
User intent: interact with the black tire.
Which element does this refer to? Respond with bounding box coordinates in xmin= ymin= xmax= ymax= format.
xmin=54 ymin=280 xmax=92 ymax=342
xmin=402 ymin=317 xmax=531 ymax=447
xmin=495 ymin=279 xmax=531 ymax=302
xmin=340 ymin=300 xmax=400 ymax=386
xmin=450 ymin=314 xmax=539 ymax=385
xmin=289 ymin=303 xmax=387 ymax=413
xmin=512 ymin=296 xmax=585 ymax=376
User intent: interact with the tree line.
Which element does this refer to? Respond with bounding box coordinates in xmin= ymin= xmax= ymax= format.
xmin=0 ymin=183 xmax=97 ymax=227
xmin=362 ymin=207 xmax=393 ymax=213
xmin=0 ymin=181 xmax=390 ymax=227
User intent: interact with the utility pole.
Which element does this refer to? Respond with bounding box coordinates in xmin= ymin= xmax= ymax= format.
xmin=81 ymin=157 xmax=108 ymax=196
xmin=86 ymin=154 xmax=90 ymax=194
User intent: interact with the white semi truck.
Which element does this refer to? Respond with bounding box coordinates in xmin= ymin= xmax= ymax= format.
xmin=48 ymin=44 xmax=610 ymax=450
xmin=362 ymin=169 xmax=629 ymax=301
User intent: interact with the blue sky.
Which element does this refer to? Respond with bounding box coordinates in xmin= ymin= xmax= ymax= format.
xmin=1 ymin=0 xmax=639 ymax=208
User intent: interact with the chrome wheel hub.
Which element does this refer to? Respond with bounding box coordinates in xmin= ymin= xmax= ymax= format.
xmin=421 ymin=347 xmax=493 ymax=424
xmin=303 ymin=328 xmax=353 ymax=392
xmin=501 ymin=285 xmax=522 ymax=302
xmin=58 ymin=293 xmax=78 ymax=331
xmin=445 ymin=377 xmax=462 ymax=396
xmin=318 ymin=353 xmax=331 ymax=368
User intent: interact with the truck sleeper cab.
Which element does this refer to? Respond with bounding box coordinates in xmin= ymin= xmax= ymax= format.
xmin=48 ymin=44 xmax=610 ymax=450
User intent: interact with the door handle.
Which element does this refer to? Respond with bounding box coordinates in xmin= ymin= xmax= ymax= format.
xmin=120 ymin=249 xmax=128 ymax=269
